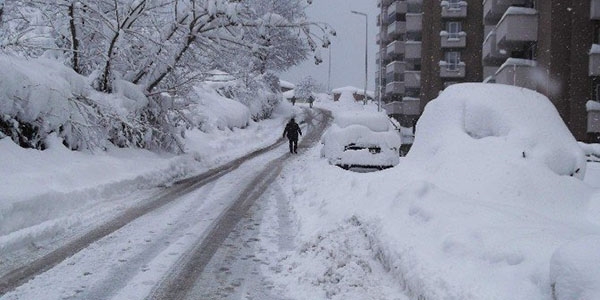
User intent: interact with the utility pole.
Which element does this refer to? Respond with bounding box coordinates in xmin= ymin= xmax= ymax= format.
xmin=327 ymin=46 xmax=332 ymax=94
xmin=378 ymin=1 xmax=385 ymax=112
xmin=351 ymin=10 xmax=368 ymax=106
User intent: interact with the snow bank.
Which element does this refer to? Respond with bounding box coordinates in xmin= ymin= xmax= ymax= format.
xmin=550 ymin=235 xmax=600 ymax=300
xmin=580 ymin=142 xmax=600 ymax=159
xmin=275 ymin=83 xmax=600 ymax=300
xmin=188 ymin=85 xmax=250 ymax=131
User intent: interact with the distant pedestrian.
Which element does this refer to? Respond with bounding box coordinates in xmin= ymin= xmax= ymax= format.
xmin=283 ymin=118 xmax=302 ymax=154
xmin=291 ymin=96 xmax=296 ymax=106
xmin=308 ymin=95 xmax=314 ymax=108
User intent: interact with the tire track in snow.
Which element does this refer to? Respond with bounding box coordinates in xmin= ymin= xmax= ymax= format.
xmin=0 ymin=132 xmax=289 ymax=296
xmin=148 ymin=108 xmax=332 ymax=299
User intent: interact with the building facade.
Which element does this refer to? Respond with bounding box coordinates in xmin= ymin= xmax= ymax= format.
xmin=377 ymin=0 xmax=600 ymax=142
xmin=377 ymin=0 xmax=424 ymax=127
xmin=481 ymin=0 xmax=600 ymax=141
xmin=421 ymin=0 xmax=484 ymax=112
xmin=376 ymin=0 xmax=483 ymax=128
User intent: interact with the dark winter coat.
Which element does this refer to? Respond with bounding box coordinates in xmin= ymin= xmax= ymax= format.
xmin=283 ymin=120 xmax=302 ymax=141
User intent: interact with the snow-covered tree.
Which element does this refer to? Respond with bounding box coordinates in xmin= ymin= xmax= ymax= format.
xmin=295 ymin=75 xmax=318 ymax=99
xmin=0 ymin=0 xmax=334 ymax=152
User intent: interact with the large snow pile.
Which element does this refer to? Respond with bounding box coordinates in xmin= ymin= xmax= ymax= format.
xmin=275 ymin=83 xmax=600 ymax=299
xmin=321 ymin=111 xmax=401 ymax=168
xmin=409 ymin=83 xmax=586 ymax=180
xmin=550 ymin=235 xmax=600 ymax=300
xmin=333 ymin=110 xmax=392 ymax=132
xmin=188 ymin=85 xmax=250 ymax=131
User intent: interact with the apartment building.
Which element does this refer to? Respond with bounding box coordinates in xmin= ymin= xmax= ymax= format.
xmin=483 ymin=0 xmax=600 ymax=141
xmin=421 ymin=0 xmax=484 ymax=110
xmin=376 ymin=0 xmax=424 ymax=127
xmin=377 ymin=0 xmax=600 ymax=142
xmin=376 ymin=0 xmax=483 ymax=128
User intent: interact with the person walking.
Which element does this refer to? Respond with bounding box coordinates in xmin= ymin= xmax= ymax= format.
xmin=283 ymin=118 xmax=302 ymax=154
xmin=308 ymin=95 xmax=314 ymax=108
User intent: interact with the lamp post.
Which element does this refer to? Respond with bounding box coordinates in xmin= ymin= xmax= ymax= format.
xmin=327 ymin=46 xmax=332 ymax=94
xmin=351 ymin=10 xmax=368 ymax=106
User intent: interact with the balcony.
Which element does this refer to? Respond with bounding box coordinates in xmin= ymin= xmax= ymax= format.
xmin=406 ymin=13 xmax=422 ymax=32
xmin=483 ymin=0 xmax=530 ymax=25
xmin=386 ymin=61 xmax=406 ymax=75
xmin=378 ymin=30 xmax=391 ymax=45
xmin=386 ymin=40 xmax=405 ymax=58
xmin=405 ymin=71 xmax=421 ymax=88
xmin=588 ymin=102 xmax=600 ymax=133
xmin=482 ymin=30 xmax=508 ymax=64
xmin=495 ymin=7 xmax=538 ymax=50
xmin=439 ymin=62 xmax=466 ymax=78
xmin=405 ymin=41 xmax=421 ymax=59
xmin=383 ymin=99 xmax=420 ymax=115
xmin=592 ymin=0 xmax=600 ymax=20
xmin=402 ymin=97 xmax=421 ymax=115
xmin=387 ymin=21 xmax=407 ymax=39
xmin=388 ymin=1 xmax=408 ymax=16
xmin=385 ymin=81 xmax=405 ymax=95
xmin=590 ymin=44 xmax=600 ymax=76
xmin=494 ymin=58 xmax=537 ymax=90
xmin=441 ymin=1 xmax=467 ymax=18
xmin=441 ymin=31 xmax=466 ymax=48
xmin=378 ymin=0 xmax=394 ymax=8
xmin=376 ymin=50 xmax=388 ymax=67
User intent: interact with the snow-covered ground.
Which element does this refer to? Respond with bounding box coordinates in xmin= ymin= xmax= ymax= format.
xmin=3 ymin=81 xmax=600 ymax=300
xmin=0 ymin=87 xmax=304 ymax=263
xmin=263 ymin=83 xmax=600 ymax=300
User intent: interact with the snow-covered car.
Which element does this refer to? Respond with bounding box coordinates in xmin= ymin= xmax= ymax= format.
xmin=321 ymin=111 xmax=402 ymax=170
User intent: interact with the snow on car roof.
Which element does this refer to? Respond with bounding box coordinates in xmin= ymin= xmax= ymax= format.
xmin=333 ymin=111 xmax=391 ymax=132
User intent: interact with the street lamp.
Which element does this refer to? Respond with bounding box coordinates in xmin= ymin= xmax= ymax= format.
xmin=351 ymin=10 xmax=368 ymax=106
xmin=327 ymin=46 xmax=332 ymax=94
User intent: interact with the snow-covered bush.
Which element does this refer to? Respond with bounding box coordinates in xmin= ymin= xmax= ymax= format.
xmin=185 ymin=84 xmax=250 ymax=132
xmin=223 ymin=73 xmax=282 ymax=121
xmin=0 ymin=55 xmax=187 ymax=152
xmin=0 ymin=0 xmax=334 ymax=152
xmin=295 ymin=76 xmax=318 ymax=100
xmin=0 ymin=56 xmax=104 ymax=150
xmin=409 ymin=83 xmax=586 ymax=180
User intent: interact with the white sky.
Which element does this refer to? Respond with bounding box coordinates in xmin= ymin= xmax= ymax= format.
xmin=279 ymin=0 xmax=380 ymax=92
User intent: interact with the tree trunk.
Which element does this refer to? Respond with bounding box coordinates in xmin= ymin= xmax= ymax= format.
xmin=100 ymin=31 xmax=119 ymax=92
xmin=68 ymin=2 xmax=80 ymax=74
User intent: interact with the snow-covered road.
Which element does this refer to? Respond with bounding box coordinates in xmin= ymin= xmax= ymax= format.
xmin=0 ymin=109 xmax=334 ymax=299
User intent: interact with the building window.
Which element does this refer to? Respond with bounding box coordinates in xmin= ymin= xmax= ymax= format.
xmin=407 ymin=2 xmax=422 ymax=13
xmin=594 ymin=26 xmax=600 ymax=44
xmin=446 ymin=21 xmax=462 ymax=39
xmin=514 ymin=0 xmax=536 ymax=9
xmin=445 ymin=51 xmax=460 ymax=70
xmin=406 ymin=31 xmax=422 ymax=41
xmin=526 ymin=43 xmax=537 ymax=60
xmin=405 ymin=88 xmax=420 ymax=97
